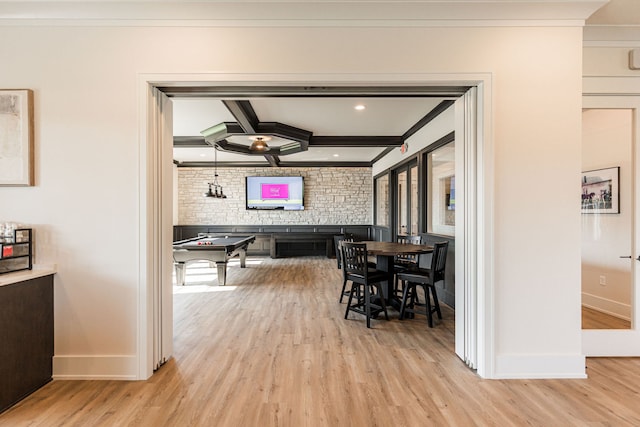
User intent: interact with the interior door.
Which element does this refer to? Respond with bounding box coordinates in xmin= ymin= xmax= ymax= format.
xmin=582 ymin=96 xmax=640 ymax=356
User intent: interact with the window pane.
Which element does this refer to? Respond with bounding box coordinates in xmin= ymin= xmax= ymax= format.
xmin=427 ymin=142 xmax=455 ymax=236
xmin=375 ymin=174 xmax=389 ymax=227
xmin=397 ymin=170 xmax=407 ymax=235
xmin=410 ymin=165 xmax=419 ymax=234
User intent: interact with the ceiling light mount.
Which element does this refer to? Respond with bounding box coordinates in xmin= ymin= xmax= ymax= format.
xmin=200 ymin=121 xmax=311 ymax=156
xmin=249 ymin=135 xmax=272 ymax=152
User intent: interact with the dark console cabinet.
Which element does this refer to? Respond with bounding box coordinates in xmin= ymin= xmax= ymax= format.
xmin=0 ymin=274 xmax=54 ymax=413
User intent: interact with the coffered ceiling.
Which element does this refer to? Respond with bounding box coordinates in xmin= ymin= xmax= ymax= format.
xmin=171 ymin=92 xmax=460 ymax=167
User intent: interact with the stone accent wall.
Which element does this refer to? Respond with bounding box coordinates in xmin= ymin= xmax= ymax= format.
xmin=178 ymin=167 xmax=372 ymax=225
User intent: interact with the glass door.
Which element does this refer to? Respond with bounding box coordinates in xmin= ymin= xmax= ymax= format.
xmin=394 ymin=161 xmax=418 ymax=237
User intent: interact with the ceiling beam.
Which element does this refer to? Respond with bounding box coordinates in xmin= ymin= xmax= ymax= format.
xmin=309 ymin=136 xmax=403 ymax=147
xmin=264 ymin=154 xmax=281 ymax=167
xmin=175 ymin=161 xmax=371 ymax=168
xmin=371 ymin=147 xmax=396 ymax=164
xmin=402 ymin=100 xmax=455 ymax=141
xmin=159 ymin=86 xmax=469 ymax=98
xmin=222 ymin=100 xmax=259 ymax=133
xmin=173 ymin=136 xmax=210 ymax=147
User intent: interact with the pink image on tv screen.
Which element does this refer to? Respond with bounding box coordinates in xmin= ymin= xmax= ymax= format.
xmin=262 ymin=183 xmax=289 ymax=199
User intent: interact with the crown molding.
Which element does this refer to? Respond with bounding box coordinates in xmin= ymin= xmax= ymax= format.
xmin=583 ymin=25 xmax=640 ymax=47
xmin=0 ymin=1 xmax=607 ymax=27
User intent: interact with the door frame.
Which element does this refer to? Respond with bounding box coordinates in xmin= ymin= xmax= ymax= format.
xmin=582 ymin=89 xmax=640 ymax=356
xmin=391 ymin=158 xmax=419 ymax=239
xmin=137 ymin=72 xmax=494 ymax=379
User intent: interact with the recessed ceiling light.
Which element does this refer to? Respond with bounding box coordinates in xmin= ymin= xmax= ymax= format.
xmin=333 ymin=154 xmax=339 ymax=157
xmin=354 ymin=104 xmax=365 ymax=111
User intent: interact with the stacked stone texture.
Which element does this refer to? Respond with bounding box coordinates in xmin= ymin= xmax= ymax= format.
xmin=178 ymin=167 xmax=372 ymax=225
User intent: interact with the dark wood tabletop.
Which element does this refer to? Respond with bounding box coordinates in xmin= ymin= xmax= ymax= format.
xmin=358 ymin=241 xmax=433 ymax=256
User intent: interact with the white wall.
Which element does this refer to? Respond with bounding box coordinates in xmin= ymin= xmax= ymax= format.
xmin=0 ymin=21 xmax=586 ymax=378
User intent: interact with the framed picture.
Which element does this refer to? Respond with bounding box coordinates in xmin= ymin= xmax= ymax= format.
xmin=0 ymin=89 xmax=34 ymax=186
xmin=581 ymin=166 xmax=619 ymax=214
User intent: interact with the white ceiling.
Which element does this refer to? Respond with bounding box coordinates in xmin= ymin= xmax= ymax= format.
xmin=172 ymin=96 xmax=450 ymax=165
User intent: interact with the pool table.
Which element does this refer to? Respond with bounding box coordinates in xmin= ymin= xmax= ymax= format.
xmin=172 ymin=235 xmax=256 ymax=286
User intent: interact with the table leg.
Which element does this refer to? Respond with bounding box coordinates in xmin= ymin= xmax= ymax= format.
xmin=175 ymin=262 xmax=186 ymax=286
xmin=239 ymin=249 xmax=247 ymax=268
xmin=375 ymin=254 xmax=401 ymax=310
xmin=216 ymin=262 xmax=227 ymax=286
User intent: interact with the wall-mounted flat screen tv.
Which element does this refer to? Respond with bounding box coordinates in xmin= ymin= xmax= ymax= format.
xmin=246 ymin=176 xmax=304 ymax=210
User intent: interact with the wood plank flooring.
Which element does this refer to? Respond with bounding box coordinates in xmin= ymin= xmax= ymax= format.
xmin=2 ymin=256 xmax=640 ymax=426
xmin=582 ymin=305 xmax=631 ymax=329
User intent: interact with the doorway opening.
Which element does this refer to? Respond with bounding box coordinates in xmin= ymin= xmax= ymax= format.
xmin=141 ymin=79 xmax=489 ymax=379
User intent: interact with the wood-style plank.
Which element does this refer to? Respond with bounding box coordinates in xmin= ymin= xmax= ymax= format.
xmin=582 ymin=305 xmax=631 ymax=329
xmin=1 ymin=257 xmax=640 ymax=426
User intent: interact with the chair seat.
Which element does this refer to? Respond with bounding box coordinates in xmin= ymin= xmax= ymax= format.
xmin=348 ymin=268 xmax=387 ymax=283
xmin=397 ymin=268 xmax=432 ymax=283
xmin=398 ymin=241 xmax=448 ymax=328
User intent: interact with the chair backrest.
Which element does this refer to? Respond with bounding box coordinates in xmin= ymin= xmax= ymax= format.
xmin=334 ymin=235 xmax=345 ymax=269
xmin=430 ymin=241 xmax=449 ymax=283
xmin=341 ymin=242 xmax=369 ymax=281
xmin=334 ymin=234 xmax=354 ymax=269
xmin=396 ymin=235 xmax=422 ymax=263
xmin=397 ymin=235 xmax=421 ymax=245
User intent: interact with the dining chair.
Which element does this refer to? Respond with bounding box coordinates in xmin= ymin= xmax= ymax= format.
xmin=397 ymin=241 xmax=449 ymax=328
xmin=393 ymin=235 xmax=422 ymax=299
xmin=342 ymin=242 xmax=389 ymax=328
xmin=334 ymin=234 xmax=351 ymax=303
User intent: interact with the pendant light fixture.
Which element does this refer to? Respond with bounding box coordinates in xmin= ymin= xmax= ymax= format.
xmin=204 ymin=145 xmax=227 ymax=198
xmin=249 ymin=135 xmax=271 ymax=152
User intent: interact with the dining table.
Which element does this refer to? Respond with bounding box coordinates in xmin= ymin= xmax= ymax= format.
xmin=358 ymin=240 xmax=434 ymax=310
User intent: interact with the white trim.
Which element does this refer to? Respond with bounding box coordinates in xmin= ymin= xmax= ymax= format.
xmin=494 ymin=354 xmax=587 ymax=379
xmin=138 ymin=72 xmax=495 ymax=379
xmin=583 ymin=329 xmax=640 ymax=356
xmin=583 ymin=77 xmax=640 ymax=96
xmin=582 ymin=294 xmax=631 ymax=321
xmin=53 ymin=355 xmax=138 ymax=380
xmin=582 ymin=92 xmax=640 ymax=358
xmin=0 ymin=1 xmax=605 ymax=28
xmin=0 ymin=19 xmax=590 ymax=28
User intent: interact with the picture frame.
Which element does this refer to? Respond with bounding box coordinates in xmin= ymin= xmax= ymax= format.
xmin=581 ymin=166 xmax=619 ymax=214
xmin=0 ymin=89 xmax=34 ymax=186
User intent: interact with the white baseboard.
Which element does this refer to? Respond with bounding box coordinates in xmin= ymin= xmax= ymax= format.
xmin=582 ymin=292 xmax=631 ymax=321
xmin=53 ymin=355 xmax=138 ymax=380
xmin=494 ymin=354 xmax=586 ymax=379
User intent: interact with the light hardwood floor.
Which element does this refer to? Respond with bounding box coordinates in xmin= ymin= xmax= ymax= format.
xmin=582 ymin=305 xmax=632 ymax=329
xmin=2 ymin=256 xmax=640 ymax=426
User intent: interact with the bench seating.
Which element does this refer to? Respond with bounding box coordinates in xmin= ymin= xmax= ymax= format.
xmin=173 ymin=225 xmax=373 ymax=258
xmin=270 ymin=233 xmax=336 ymax=258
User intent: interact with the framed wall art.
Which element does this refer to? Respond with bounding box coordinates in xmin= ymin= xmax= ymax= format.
xmin=0 ymin=89 xmax=34 ymax=186
xmin=581 ymin=166 xmax=619 ymax=214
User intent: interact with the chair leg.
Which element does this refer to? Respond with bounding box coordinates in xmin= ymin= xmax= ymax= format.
xmin=344 ymin=282 xmax=356 ymax=320
xmin=424 ymin=285 xmax=434 ymax=328
xmin=339 ymin=278 xmax=348 ymax=303
xmin=377 ymin=285 xmax=389 ymax=321
xmin=399 ymin=281 xmax=412 ymax=320
xmin=430 ymin=284 xmax=443 ymax=320
xmin=364 ymin=282 xmax=371 ymax=328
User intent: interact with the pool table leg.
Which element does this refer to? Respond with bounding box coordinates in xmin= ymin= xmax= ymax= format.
xmin=174 ymin=262 xmax=186 ymax=286
xmin=240 ymin=249 xmax=247 ymax=268
xmin=216 ymin=262 xmax=227 ymax=286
